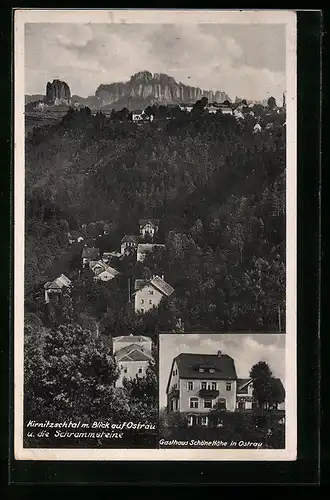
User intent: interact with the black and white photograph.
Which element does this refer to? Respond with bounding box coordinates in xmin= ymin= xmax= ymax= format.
xmin=159 ymin=333 xmax=285 ymax=449
xmin=14 ymin=9 xmax=297 ymax=460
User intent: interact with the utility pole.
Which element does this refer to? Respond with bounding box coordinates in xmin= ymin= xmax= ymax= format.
xmin=128 ymin=278 xmax=131 ymax=303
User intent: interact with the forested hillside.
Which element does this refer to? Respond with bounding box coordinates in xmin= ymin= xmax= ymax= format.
xmin=25 ymin=106 xmax=286 ymax=333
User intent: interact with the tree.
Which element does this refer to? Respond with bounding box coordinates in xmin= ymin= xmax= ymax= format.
xmin=24 ymin=323 xmax=124 ymax=423
xmin=249 ymin=361 xmax=284 ymax=410
xmin=267 ymin=96 xmax=277 ymax=109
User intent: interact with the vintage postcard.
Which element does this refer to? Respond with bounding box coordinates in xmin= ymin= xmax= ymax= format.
xmin=14 ymin=9 xmax=297 ymax=460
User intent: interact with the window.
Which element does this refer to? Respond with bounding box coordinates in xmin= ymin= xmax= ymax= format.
xmin=204 ymin=399 xmax=212 ymax=409
xmin=198 ymin=368 xmax=205 ymax=373
xmin=141 ymin=299 xmax=144 ymax=304
xmin=141 ymin=308 xmax=144 ymax=313
xmin=187 ymin=416 xmax=194 ymax=427
xmin=148 ymin=290 xmax=154 ymax=295
xmin=211 ymin=382 xmax=217 ymax=391
xmin=201 ymin=416 xmax=208 ymax=426
xmin=124 ymin=368 xmax=127 ymax=374
xmin=149 ymin=299 xmax=152 ymax=305
xmin=218 ymin=398 xmax=226 ymax=410
xmin=252 ymin=401 xmax=257 ymax=409
xmin=173 ymin=383 xmax=177 ymax=389
xmin=238 ymin=401 xmax=245 ymax=410
xmin=138 ymin=367 xmax=143 ymax=373
xmin=209 ymin=368 xmax=215 ymax=373
xmin=172 ymin=369 xmax=176 ymax=376
xmin=189 ymin=397 xmax=199 ymax=409
xmin=201 ymin=381 xmax=207 ymax=390
xmin=226 ymin=382 xmax=232 ymax=391
xmin=175 ymin=399 xmax=179 ymax=411
xmin=187 ymin=381 xmax=194 ymax=391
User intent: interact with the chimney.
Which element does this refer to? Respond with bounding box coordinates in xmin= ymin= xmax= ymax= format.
xmin=161 ymin=274 xmax=164 ymax=280
xmin=217 ymin=350 xmax=222 ymax=356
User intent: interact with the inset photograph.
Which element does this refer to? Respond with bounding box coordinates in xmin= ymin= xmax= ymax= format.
xmin=159 ymin=333 xmax=285 ymax=449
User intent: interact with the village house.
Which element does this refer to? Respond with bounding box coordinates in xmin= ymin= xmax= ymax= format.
xmin=82 ymin=246 xmax=100 ymax=268
xmin=44 ymin=274 xmax=71 ymax=304
xmin=236 ymin=378 xmax=256 ymax=410
xmin=136 ymin=243 xmax=165 ymax=262
xmin=253 ymin=123 xmax=262 ymax=133
xmin=133 ymin=275 xmax=174 ymax=314
xmin=166 ymin=351 xmax=237 ymax=427
xmin=132 ymin=109 xmax=144 ymax=122
xmin=121 ymin=235 xmax=139 ymax=255
xmin=236 ymin=378 xmax=285 ymax=411
xmin=179 ymin=104 xmax=193 ymax=113
xmin=68 ymin=230 xmax=84 ymax=244
xmin=139 ymin=218 xmax=160 ymax=239
xmin=233 ymin=109 xmax=245 ymax=120
xmin=166 ymin=352 xmax=285 ymax=427
xmin=113 ymin=334 xmax=154 ymax=388
xmin=89 ymin=260 xmax=120 ymax=282
xmin=218 ymin=104 xmax=233 ymax=115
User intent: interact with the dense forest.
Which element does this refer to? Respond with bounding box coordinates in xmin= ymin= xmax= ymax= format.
xmin=25 ymin=104 xmax=286 ymax=334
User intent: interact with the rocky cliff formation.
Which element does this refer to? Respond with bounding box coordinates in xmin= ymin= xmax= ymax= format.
xmin=95 ymin=71 xmax=229 ymax=109
xmin=45 ymin=79 xmax=71 ymax=105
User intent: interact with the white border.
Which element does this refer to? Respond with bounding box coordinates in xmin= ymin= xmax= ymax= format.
xmin=14 ymin=9 xmax=297 ymax=461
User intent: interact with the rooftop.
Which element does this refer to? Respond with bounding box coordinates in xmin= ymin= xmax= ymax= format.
xmin=121 ymin=234 xmax=139 ymax=243
xmin=44 ymin=274 xmax=71 ymax=290
xmin=139 ymin=218 xmax=160 ymax=226
xmin=150 ymin=275 xmax=174 ymax=297
xmin=167 ymin=352 xmax=237 ymax=392
xmin=115 ymin=343 xmax=153 ymax=362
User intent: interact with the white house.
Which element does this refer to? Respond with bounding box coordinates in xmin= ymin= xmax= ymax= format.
xmin=166 ymin=351 xmax=238 ymax=427
xmin=132 ymin=110 xmax=144 ymax=122
xmin=121 ymin=235 xmax=139 ymax=255
xmin=89 ymin=260 xmax=120 ymax=282
xmin=253 ymin=123 xmax=262 ymax=133
xmin=44 ymin=274 xmax=71 ymax=304
xmin=133 ymin=275 xmax=174 ymax=314
xmin=113 ymin=335 xmax=153 ymax=388
xmin=139 ymin=218 xmax=160 ymax=239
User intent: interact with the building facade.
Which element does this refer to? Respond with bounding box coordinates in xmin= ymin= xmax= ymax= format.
xmin=166 ymin=352 xmax=285 ymax=427
xmin=134 ymin=275 xmax=174 ymax=314
xmin=139 ymin=218 xmax=160 ymax=239
xmin=44 ymin=274 xmax=71 ymax=304
xmin=121 ymin=235 xmax=138 ymax=255
xmin=113 ymin=335 xmax=153 ymax=388
xmin=166 ymin=351 xmax=237 ymax=427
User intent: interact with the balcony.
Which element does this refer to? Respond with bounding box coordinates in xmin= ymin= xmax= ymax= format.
xmin=199 ymin=389 xmax=219 ymax=399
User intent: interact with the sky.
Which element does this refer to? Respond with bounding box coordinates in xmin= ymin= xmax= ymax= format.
xmin=159 ymin=334 xmax=286 ymax=408
xmin=25 ymin=23 xmax=286 ymax=102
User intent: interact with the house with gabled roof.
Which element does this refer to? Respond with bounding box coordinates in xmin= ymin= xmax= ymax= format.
xmin=121 ymin=234 xmax=139 ymax=255
xmin=89 ymin=260 xmax=120 ymax=282
xmin=133 ymin=274 xmax=174 ymax=314
xmin=166 ymin=350 xmax=237 ymax=427
xmin=44 ymin=274 xmax=71 ymax=304
xmin=82 ymin=246 xmax=100 ymax=267
xmin=113 ymin=334 xmax=153 ymax=387
xmin=236 ymin=378 xmax=255 ymax=410
xmin=166 ymin=352 xmax=285 ymax=427
xmin=136 ymin=243 xmax=165 ymax=262
xmin=139 ymin=218 xmax=160 ymax=239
